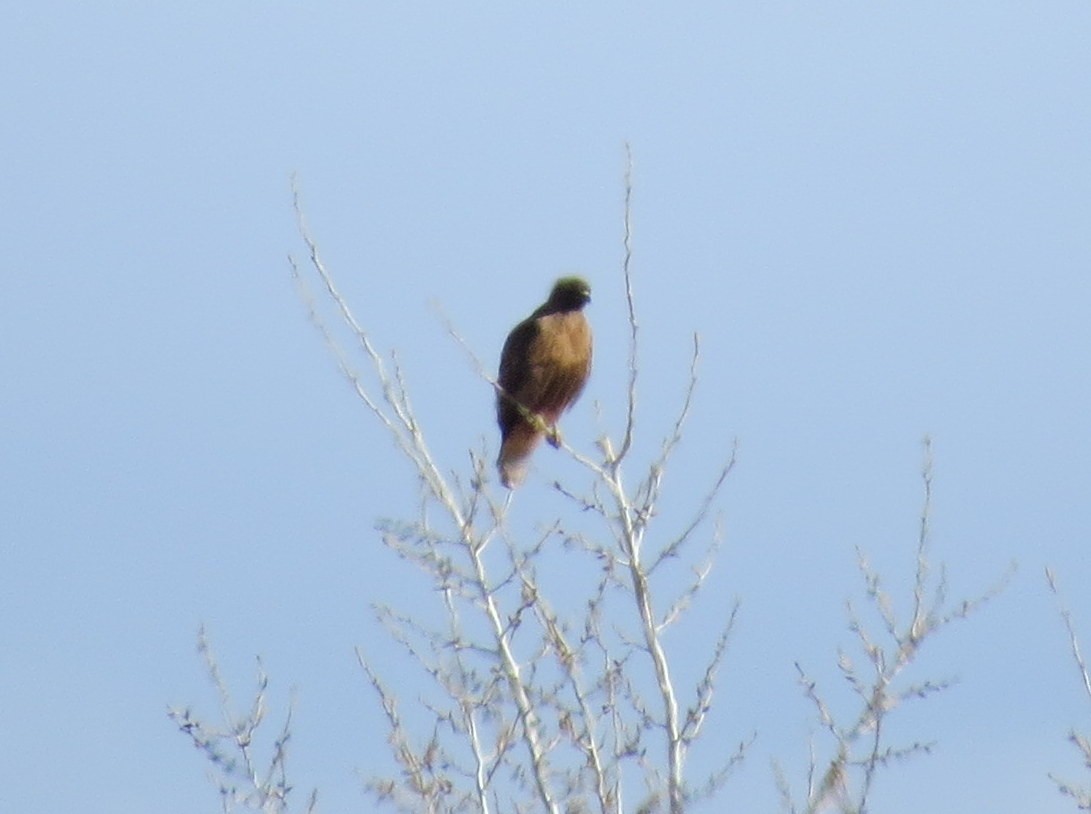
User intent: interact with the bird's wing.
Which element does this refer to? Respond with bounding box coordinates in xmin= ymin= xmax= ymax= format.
xmin=499 ymin=317 xmax=539 ymax=395
xmin=497 ymin=317 xmax=542 ymax=426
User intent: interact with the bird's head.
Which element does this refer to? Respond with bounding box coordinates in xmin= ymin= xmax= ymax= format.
xmin=548 ymin=276 xmax=592 ymax=311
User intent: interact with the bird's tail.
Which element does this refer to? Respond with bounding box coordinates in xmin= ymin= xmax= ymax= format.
xmin=497 ymin=423 xmax=543 ymax=488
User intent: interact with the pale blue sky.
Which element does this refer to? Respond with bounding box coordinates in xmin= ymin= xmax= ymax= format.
xmin=3 ymin=3 xmax=1091 ymax=812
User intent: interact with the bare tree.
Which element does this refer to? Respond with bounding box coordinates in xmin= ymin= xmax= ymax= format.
xmin=173 ymin=155 xmax=1009 ymax=814
xmin=774 ymin=438 xmax=1011 ymax=814
xmin=283 ymin=148 xmax=743 ymax=813
xmin=1046 ymin=568 xmax=1091 ymax=809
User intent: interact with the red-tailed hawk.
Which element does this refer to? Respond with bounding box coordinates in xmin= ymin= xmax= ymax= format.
xmin=496 ymin=277 xmax=592 ymax=488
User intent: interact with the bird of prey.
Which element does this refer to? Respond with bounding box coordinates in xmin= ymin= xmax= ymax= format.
xmin=496 ymin=276 xmax=592 ymax=488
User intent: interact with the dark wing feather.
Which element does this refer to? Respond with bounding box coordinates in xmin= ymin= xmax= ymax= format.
xmin=497 ymin=316 xmax=540 ymax=434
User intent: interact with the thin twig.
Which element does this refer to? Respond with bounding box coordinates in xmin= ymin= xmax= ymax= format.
xmin=616 ymin=142 xmax=639 ymax=467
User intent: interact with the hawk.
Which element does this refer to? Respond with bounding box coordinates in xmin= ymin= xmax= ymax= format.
xmin=496 ymin=276 xmax=593 ymax=488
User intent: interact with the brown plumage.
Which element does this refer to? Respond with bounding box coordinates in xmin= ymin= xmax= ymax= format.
xmin=496 ymin=277 xmax=592 ymax=488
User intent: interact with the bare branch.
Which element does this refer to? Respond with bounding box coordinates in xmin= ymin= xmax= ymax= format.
xmin=169 ymin=630 xmax=317 ymax=814
xmin=635 ymin=333 xmax=701 ymax=520
xmin=783 ymin=441 xmax=1007 ymax=814
xmin=1046 ymin=568 xmax=1091 ymax=807
xmin=651 ymin=445 xmax=737 ymax=575
xmin=1047 ymin=568 xmax=1091 ymax=703
xmin=615 ymin=142 xmax=639 ymax=467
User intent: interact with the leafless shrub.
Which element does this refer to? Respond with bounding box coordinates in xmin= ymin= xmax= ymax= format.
xmin=168 ymin=627 xmax=318 ymax=814
xmin=774 ymin=438 xmax=1012 ymax=814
